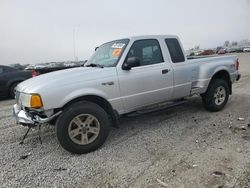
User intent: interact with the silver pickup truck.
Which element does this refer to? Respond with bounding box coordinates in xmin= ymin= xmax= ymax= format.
xmin=13 ymin=35 xmax=240 ymax=154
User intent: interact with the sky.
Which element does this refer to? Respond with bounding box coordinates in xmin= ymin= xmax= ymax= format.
xmin=0 ymin=0 xmax=249 ymax=65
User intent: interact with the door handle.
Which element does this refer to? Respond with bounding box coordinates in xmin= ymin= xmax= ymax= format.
xmin=102 ymin=81 xmax=114 ymax=86
xmin=162 ymin=69 xmax=170 ymax=74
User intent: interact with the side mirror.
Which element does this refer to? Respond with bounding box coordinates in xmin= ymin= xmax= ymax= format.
xmin=122 ymin=57 xmax=140 ymax=70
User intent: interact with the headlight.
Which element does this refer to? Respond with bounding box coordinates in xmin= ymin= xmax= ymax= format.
xmin=20 ymin=93 xmax=43 ymax=108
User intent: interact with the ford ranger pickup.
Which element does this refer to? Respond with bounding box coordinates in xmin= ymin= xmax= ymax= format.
xmin=13 ymin=35 xmax=241 ymax=154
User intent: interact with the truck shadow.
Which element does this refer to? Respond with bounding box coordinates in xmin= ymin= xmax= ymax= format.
xmin=15 ymin=96 xmax=206 ymax=154
xmin=105 ymin=96 xmax=206 ymax=146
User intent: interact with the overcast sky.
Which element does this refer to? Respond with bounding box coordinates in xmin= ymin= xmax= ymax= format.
xmin=0 ymin=0 xmax=249 ymax=65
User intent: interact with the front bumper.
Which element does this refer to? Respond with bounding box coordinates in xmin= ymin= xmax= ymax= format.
xmin=13 ymin=104 xmax=62 ymax=126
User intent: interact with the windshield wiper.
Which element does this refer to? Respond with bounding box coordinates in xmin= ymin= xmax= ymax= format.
xmin=85 ymin=63 xmax=104 ymax=68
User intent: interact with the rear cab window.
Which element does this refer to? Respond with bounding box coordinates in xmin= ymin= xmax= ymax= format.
xmin=165 ymin=38 xmax=185 ymax=63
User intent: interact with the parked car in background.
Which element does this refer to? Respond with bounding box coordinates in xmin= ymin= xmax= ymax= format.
xmin=235 ymin=47 xmax=244 ymax=53
xmin=25 ymin=61 xmax=86 ymax=76
xmin=218 ymin=48 xmax=226 ymax=54
xmin=8 ymin=64 xmax=27 ymax=70
xmin=243 ymin=47 xmax=250 ymax=52
xmin=0 ymin=65 xmax=33 ymax=98
xmin=225 ymin=48 xmax=236 ymax=53
xmin=216 ymin=46 xmax=224 ymax=53
xmin=189 ymin=50 xmax=203 ymax=56
xmin=200 ymin=49 xmax=214 ymax=56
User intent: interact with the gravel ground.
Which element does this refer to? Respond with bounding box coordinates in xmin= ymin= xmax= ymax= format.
xmin=0 ymin=53 xmax=250 ymax=188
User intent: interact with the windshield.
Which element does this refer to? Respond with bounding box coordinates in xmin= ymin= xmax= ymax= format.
xmin=85 ymin=39 xmax=129 ymax=67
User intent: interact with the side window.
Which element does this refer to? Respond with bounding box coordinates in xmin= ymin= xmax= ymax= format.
xmin=165 ymin=38 xmax=185 ymax=63
xmin=127 ymin=39 xmax=164 ymax=66
xmin=0 ymin=68 xmax=3 ymax=74
xmin=3 ymin=67 xmax=10 ymax=73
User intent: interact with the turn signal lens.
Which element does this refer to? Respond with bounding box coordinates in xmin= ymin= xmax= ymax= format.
xmin=30 ymin=94 xmax=43 ymax=108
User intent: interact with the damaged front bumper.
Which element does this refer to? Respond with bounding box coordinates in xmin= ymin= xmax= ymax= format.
xmin=13 ymin=104 xmax=62 ymax=126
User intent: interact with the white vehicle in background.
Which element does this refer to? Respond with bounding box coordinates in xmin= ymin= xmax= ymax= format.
xmin=13 ymin=35 xmax=241 ymax=154
xmin=243 ymin=47 xmax=250 ymax=52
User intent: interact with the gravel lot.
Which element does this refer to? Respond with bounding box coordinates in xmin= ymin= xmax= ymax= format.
xmin=0 ymin=53 xmax=250 ymax=188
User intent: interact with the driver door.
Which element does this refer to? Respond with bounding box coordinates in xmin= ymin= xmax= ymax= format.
xmin=117 ymin=39 xmax=173 ymax=112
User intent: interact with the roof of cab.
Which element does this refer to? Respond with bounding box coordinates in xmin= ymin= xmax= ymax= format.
xmin=128 ymin=35 xmax=178 ymax=40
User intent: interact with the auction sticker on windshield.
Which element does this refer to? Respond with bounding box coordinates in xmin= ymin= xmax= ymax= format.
xmin=112 ymin=48 xmax=122 ymax=57
xmin=111 ymin=43 xmax=125 ymax=49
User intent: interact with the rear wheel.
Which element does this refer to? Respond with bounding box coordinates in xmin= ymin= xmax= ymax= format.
xmin=202 ymin=79 xmax=229 ymax=112
xmin=56 ymin=101 xmax=110 ymax=154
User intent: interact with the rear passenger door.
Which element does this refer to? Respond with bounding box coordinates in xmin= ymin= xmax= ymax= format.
xmin=118 ymin=39 xmax=174 ymax=112
xmin=165 ymin=38 xmax=192 ymax=99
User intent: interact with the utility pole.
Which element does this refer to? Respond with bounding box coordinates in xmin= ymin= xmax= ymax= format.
xmin=73 ymin=28 xmax=77 ymax=61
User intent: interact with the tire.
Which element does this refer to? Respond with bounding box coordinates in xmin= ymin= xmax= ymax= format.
xmin=9 ymin=82 xmax=19 ymax=99
xmin=56 ymin=101 xmax=111 ymax=154
xmin=202 ymin=79 xmax=229 ymax=112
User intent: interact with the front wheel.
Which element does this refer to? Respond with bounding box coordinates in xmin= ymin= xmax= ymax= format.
xmin=202 ymin=79 xmax=229 ymax=112
xmin=56 ymin=101 xmax=111 ymax=154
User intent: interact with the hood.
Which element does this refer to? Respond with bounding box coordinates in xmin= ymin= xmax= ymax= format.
xmin=16 ymin=67 xmax=117 ymax=93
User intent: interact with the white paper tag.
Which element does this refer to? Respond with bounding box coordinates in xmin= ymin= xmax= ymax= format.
xmin=111 ymin=43 xmax=125 ymax=49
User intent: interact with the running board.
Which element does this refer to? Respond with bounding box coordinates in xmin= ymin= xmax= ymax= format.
xmin=125 ymin=99 xmax=188 ymax=117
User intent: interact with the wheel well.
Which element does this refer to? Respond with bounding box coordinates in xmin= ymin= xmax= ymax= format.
xmin=62 ymin=95 xmax=119 ymax=127
xmin=211 ymin=70 xmax=232 ymax=94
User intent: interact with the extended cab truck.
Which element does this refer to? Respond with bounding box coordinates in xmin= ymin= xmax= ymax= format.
xmin=13 ymin=35 xmax=241 ymax=154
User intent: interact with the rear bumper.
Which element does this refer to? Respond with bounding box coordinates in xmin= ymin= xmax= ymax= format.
xmin=13 ymin=104 xmax=62 ymax=126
